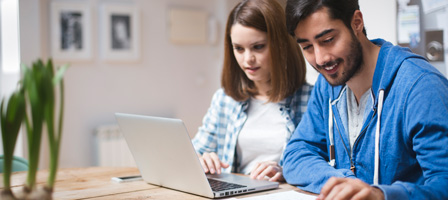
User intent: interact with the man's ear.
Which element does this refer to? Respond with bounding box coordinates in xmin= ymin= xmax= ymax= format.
xmin=351 ymin=10 xmax=364 ymax=36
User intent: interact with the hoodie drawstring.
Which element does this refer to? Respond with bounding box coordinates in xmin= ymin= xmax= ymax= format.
xmin=374 ymin=89 xmax=384 ymax=185
xmin=328 ymin=99 xmax=335 ymax=167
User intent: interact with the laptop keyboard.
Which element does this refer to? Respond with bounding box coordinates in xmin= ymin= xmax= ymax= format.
xmin=208 ymin=178 xmax=246 ymax=192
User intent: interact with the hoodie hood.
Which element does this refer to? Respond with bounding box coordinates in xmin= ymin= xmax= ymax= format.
xmin=370 ymin=39 xmax=426 ymax=107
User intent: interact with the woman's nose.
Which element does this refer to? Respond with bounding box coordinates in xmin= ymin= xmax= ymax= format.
xmin=244 ymin=51 xmax=255 ymax=64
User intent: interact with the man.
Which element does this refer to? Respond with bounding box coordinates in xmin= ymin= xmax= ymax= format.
xmin=283 ymin=0 xmax=448 ymax=199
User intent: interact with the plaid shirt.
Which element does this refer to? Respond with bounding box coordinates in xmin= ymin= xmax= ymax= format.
xmin=192 ymin=83 xmax=313 ymax=173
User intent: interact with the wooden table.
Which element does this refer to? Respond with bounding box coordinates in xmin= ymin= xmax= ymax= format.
xmin=1 ymin=167 xmax=316 ymax=199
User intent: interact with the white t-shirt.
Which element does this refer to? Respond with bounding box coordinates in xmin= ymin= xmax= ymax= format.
xmin=236 ymin=98 xmax=287 ymax=175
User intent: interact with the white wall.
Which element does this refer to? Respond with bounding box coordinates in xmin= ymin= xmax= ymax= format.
xmin=360 ymin=0 xmax=397 ymax=43
xmin=60 ymin=0 xmax=226 ymax=168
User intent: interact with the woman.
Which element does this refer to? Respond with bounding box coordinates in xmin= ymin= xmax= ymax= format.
xmin=192 ymin=0 xmax=312 ymax=182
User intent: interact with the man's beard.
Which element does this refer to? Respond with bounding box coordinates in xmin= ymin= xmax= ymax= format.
xmin=314 ymin=33 xmax=363 ymax=86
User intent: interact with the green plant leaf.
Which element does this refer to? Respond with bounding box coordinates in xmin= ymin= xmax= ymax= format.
xmin=1 ymin=89 xmax=26 ymax=188
xmin=53 ymin=64 xmax=68 ymax=85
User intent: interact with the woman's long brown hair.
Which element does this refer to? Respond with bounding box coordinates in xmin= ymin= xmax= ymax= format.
xmin=222 ymin=0 xmax=306 ymax=102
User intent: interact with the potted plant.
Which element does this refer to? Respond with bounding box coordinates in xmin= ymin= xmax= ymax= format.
xmin=1 ymin=59 xmax=68 ymax=200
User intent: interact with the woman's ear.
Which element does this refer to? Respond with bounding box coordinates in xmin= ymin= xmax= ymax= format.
xmin=351 ymin=10 xmax=364 ymax=36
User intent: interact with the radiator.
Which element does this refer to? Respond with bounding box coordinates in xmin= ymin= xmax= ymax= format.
xmin=95 ymin=125 xmax=136 ymax=167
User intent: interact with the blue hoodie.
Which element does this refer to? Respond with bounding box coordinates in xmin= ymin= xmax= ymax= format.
xmin=283 ymin=39 xmax=448 ymax=200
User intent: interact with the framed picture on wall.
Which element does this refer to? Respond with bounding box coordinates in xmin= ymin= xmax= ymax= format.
xmin=100 ymin=4 xmax=140 ymax=62
xmin=51 ymin=2 xmax=91 ymax=61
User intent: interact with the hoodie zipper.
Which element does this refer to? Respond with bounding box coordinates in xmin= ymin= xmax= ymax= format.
xmin=349 ymin=110 xmax=376 ymax=175
xmin=332 ymin=108 xmax=376 ymax=175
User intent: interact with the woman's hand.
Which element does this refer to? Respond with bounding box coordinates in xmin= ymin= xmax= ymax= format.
xmin=249 ymin=161 xmax=285 ymax=182
xmin=197 ymin=152 xmax=229 ymax=174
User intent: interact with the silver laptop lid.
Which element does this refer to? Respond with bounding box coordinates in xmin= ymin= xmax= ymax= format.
xmin=115 ymin=113 xmax=214 ymax=198
xmin=115 ymin=113 xmax=278 ymax=198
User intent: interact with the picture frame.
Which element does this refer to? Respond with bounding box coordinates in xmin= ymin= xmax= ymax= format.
xmin=100 ymin=4 xmax=140 ymax=62
xmin=51 ymin=2 xmax=91 ymax=61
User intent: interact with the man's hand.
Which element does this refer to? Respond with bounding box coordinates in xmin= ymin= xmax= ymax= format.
xmin=317 ymin=177 xmax=385 ymax=200
xmin=249 ymin=161 xmax=285 ymax=182
xmin=197 ymin=152 xmax=229 ymax=174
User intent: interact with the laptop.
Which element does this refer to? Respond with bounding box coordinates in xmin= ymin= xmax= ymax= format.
xmin=115 ymin=113 xmax=279 ymax=198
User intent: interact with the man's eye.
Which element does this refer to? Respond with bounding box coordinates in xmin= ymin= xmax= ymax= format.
xmin=323 ymin=37 xmax=334 ymax=43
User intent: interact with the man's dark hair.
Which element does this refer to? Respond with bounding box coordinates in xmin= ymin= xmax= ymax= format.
xmin=285 ymin=0 xmax=366 ymax=37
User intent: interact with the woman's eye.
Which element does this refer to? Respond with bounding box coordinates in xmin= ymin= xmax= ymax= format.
xmin=253 ymin=44 xmax=265 ymax=50
xmin=234 ymin=46 xmax=243 ymax=51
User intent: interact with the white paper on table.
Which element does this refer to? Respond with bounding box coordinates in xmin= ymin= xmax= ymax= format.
xmin=232 ymin=190 xmax=317 ymax=200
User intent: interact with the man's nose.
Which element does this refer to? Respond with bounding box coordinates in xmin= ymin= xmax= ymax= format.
xmin=314 ymin=46 xmax=331 ymax=67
